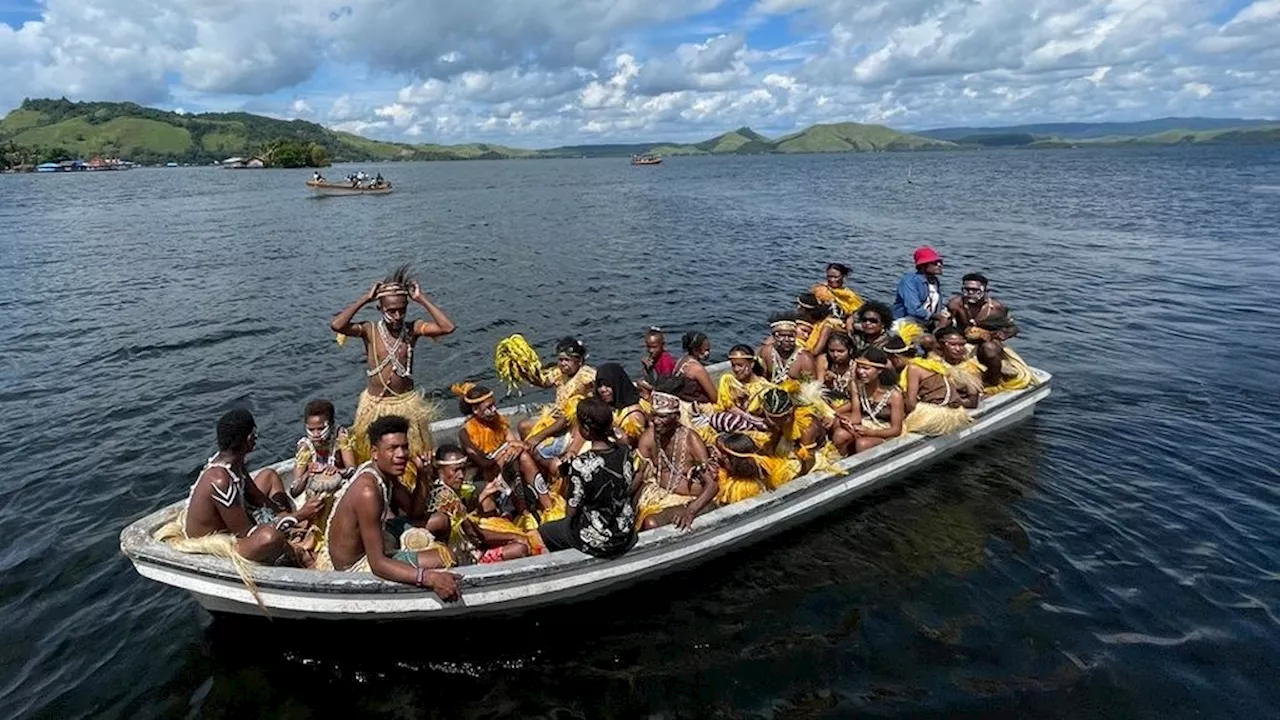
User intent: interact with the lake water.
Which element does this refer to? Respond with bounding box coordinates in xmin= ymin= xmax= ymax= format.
xmin=2 ymin=147 xmax=1279 ymax=719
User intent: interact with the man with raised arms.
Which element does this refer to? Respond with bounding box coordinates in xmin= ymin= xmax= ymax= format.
xmin=318 ymin=415 xmax=461 ymax=599
xmin=183 ymin=409 xmax=324 ymax=564
xmin=330 ymin=264 xmax=456 ymax=490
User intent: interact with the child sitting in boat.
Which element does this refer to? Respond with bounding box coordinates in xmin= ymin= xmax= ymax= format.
xmin=414 ymin=444 xmax=542 ymax=564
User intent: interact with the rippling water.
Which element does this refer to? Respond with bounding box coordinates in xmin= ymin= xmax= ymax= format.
xmin=2 ymin=147 xmax=1279 ymax=719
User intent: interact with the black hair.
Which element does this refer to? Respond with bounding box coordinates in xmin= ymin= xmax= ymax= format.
xmin=762 ymin=387 xmax=794 ymax=416
xmin=652 ymin=375 xmax=686 ymax=397
xmin=216 ymin=409 xmax=256 ymax=452
xmin=721 ymin=433 xmax=760 ymax=477
xmin=885 ymin=335 xmax=916 ymax=358
xmin=962 ymin=272 xmax=989 ymax=287
xmin=728 ymin=343 xmax=765 ymax=377
xmin=575 ymin=397 xmax=615 ymax=441
xmin=384 ymin=263 xmax=413 ymax=286
xmin=796 ymin=292 xmax=831 ymax=321
xmin=934 ymin=326 xmax=966 ymax=343
xmin=768 ymin=310 xmax=798 ymax=327
xmin=304 ymin=399 xmax=335 ymax=423
xmin=555 ymin=336 xmax=587 ymax=358
xmin=855 ymin=301 xmax=894 ymax=328
xmin=826 ymin=262 xmax=851 ymax=276
xmin=681 ymin=331 xmax=708 ymax=354
xmin=859 ymin=347 xmax=898 ymax=387
xmin=826 ymin=332 xmax=853 ymax=357
xmin=434 ymin=443 xmax=466 ymax=463
xmin=595 ymin=363 xmax=641 ymax=409
xmin=367 ymin=415 xmax=410 ymax=447
xmin=458 ymin=384 xmax=494 ymax=415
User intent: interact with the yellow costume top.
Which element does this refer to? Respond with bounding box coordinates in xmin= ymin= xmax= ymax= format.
xmin=748 ymin=405 xmax=820 ymax=463
xmin=713 ymin=374 xmax=776 ymax=414
xmin=613 ymin=403 xmax=647 ymax=443
xmin=525 ymin=364 xmax=597 ymax=440
xmin=716 ymin=455 xmax=802 ymax=505
xmin=461 ymin=415 xmax=510 ymax=456
xmin=813 ymin=285 xmax=864 ymax=317
xmin=801 ymin=317 xmax=846 ymax=355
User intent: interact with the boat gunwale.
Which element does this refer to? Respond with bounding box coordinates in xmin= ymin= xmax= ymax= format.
xmin=120 ymin=366 xmax=1051 ymax=596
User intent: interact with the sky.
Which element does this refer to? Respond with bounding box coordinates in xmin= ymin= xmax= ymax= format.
xmin=0 ymin=0 xmax=1277 ymax=147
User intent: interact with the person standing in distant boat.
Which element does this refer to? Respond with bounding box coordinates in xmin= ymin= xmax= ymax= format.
xmin=892 ymin=246 xmax=949 ymax=347
xmin=330 ymin=265 xmax=456 ymax=491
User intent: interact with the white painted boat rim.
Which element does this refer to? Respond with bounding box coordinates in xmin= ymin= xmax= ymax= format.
xmin=119 ymin=364 xmax=1051 ymax=606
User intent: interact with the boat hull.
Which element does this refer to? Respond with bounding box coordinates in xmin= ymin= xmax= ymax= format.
xmin=121 ymin=367 xmax=1050 ymax=621
xmin=306 ymin=181 xmax=393 ymax=196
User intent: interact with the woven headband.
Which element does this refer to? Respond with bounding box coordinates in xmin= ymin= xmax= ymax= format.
xmin=855 ymin=357 xmax=892 ymax=370
xmin=376 ymin=283 xmax=408 ymax=299
xmin=770 ymin=320 xmax=798 ymax=332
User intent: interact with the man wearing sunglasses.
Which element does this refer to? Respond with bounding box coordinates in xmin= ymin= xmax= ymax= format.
xmin=892 ymin=246 xmax=950 ymax=347
xmin=946 ymin=273 xmax=1020 ymax=388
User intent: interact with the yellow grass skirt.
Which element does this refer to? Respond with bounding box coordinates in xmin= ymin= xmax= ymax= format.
xmin=636 ymin=482 xmax=696 ymax=526
xmin=716 ymin=476 xmax=766 ymax=505
xmin=902 ymin=402 xmax=972 ymax=436
xmin=985 ymin=347 xmax=1037 ymax=395
xmin=153 ymin=509 xmax=265 ymax=610
xmin=351 ymin=388 xmax=440 ymax=490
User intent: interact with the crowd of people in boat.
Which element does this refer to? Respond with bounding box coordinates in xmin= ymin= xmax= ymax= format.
xmin=311 ymin=170 xmax=389 ymax=188
xmin=169 ymin=247 xmax=1035 ymax=601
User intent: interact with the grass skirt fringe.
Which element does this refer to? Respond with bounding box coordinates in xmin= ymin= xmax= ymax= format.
xmin=350 ymin=388 xmax=440 ymax=490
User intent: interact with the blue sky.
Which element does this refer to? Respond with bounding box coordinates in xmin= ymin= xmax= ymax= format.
xmin=2 ymin=0 xmax=1277 ymax=146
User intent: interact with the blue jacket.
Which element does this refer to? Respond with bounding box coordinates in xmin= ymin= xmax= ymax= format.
xmin=893 ymin=272 xmax=941 ymax=322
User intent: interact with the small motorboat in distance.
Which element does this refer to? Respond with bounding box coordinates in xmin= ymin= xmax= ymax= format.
xmin=631 ymin=154 xmax=662 ymax=165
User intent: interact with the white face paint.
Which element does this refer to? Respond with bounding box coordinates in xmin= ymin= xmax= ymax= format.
xmin=307 ymin=423 xmax=332 ymax=442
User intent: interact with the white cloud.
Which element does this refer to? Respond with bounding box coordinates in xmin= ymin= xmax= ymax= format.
xmin=0 ymin=0 xmax=1277 ymax=146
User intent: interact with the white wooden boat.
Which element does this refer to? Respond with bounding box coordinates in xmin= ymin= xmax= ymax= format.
xmin=306 ymin=180 xmax=393 ymax=196
xmin=120 ymin=363 xmax=1051 ymax=620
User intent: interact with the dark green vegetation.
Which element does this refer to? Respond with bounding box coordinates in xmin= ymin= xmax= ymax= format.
xmin=0 ymin=98 xmax=537 ymax=168
xmin=3 ymin=99 xmax=1277 ymax=170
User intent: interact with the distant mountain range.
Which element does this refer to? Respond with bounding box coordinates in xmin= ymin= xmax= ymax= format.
xmin=2 ymin=99 xmax=1277 ymax=169
xmin=919 ymin=117 xmax=1277 ymax=141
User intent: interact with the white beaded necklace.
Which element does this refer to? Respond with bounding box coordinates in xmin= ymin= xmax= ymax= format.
xmin=859 ymin=383 xmax=894 ymax=421
xmin=367 ymin=321 xmax=413 ymax=379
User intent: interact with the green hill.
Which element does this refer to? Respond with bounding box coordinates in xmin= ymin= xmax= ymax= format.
xmin=622 ymin=123 xmax=951 ymax=158
xmin=0 ymin=98 xmax=537 ymax=166
xmin=771 ymin=122 xmax=953 ymax=152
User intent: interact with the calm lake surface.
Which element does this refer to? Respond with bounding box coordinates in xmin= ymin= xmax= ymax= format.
xmin=2 ymin=148 xmax=1279 ymax=719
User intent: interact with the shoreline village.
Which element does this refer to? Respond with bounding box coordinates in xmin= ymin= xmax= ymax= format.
xmin=125 ymin=248 xmax=1047 ymax=615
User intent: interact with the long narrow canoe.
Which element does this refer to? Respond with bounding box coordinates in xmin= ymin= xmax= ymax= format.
xmin=120 ymin=363 xmax=1051 ymax=620
xmin=306 ymin=180 xmax=393 ymax=196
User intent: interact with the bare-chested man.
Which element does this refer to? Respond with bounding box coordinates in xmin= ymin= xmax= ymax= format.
xmin=634 ymin=391 xmax=719 ymax=530
xmin=318 ymin=415 xmax=461 ymax=600
xmin=759 ymin=312 xmax=817 ymax=383
xmin=183 ymin=409 xmax=324 ymax=564
xmin=946 ymin=272 xmax=1019 ymax=387
xmin=330 ymin=264 xmax=456 ymax=490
